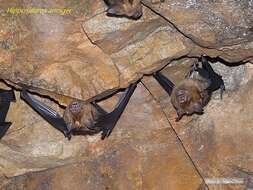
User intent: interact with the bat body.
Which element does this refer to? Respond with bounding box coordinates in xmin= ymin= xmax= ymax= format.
xmin=153 ymin=56 xmax=225 ymax=121
xmin=0 ymin=89 xmax=16 ymax=139
xmin=104 ymin=0 xmax=143 ymax=19
xmin=63 ymin=101 xmax=106 ymax=136
xmin=20 ymin=81 xmax=138 ymax=140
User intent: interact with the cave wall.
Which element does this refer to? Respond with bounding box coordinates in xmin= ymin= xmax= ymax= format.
xmin=0 ymin=0 xmax=253 ymax=189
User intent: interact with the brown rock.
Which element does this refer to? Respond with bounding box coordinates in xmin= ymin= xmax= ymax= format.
xmin=1 ymin=84 xmax=204 ymax=190
xmin=143 ymin=59 xmax=253 ymax=190
xmin=1 ymin=0 xmax=253 ymax=103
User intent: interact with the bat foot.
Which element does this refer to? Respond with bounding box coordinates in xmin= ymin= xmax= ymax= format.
xmin=220 ymin=84 xmax=225 ymax=99
xmin=175 ymin=115 xmax=183 ymax=122
xmin=101 ymin=126 xmax=113 ymax=140
xmin=64 ymin=131 xmax=72 ymax=140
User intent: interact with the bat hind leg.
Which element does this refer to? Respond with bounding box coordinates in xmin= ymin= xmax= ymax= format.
xmin=220 ymin=83 xmax=225 ymax=99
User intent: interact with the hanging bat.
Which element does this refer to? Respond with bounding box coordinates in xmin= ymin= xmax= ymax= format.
xmin=0 ymin=89 xmax=16 ymax=139
xmin=63 ymin=100 xmax=107 ymax=136
xmin=153 ymin=55 xmax=225 ymax=121
xmin=104 ymin=0 xmax=143 ymax=19
xmin=20 ymin=81 xmax=138 ymax=140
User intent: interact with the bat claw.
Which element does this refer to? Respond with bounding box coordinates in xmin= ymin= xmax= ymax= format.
xmin=64 ymin=131 xmax=72 ymax=140
xmin=101 ymin=127 xmax=113 ymax=140
xmin=220 ymin=84 xmax=225 ymax=99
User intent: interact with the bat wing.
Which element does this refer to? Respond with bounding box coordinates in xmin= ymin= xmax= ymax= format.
xmin=20 ymin=89 xmax=70 ymax=138
xmin=0 ymin=89 xmax=16 ymax=102
xmin=0 ymin=102 xmax=10 ymax=122
xmin=201 ymin=56 xmax=225 ymax=98
xmin=0 ymin=89 xmax=16 ymax=122
xmin=0 ymin=89 xmax=16 ymax=138
xmin=153 ymin=72 xmax=175 ymax=96
xmin=0 ymin=122 xmax=12 ymax=139
xmin=92 ymin=81 xmax=138 ymax=139
xmin=91 ymin=102 xmax=108 ymax=116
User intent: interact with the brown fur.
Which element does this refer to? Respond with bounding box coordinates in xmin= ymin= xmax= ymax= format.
xmin=63 ymin=101 xmax=98 ymax=131
xmin=171 ymin=78 xmax=210 ymax=121
xmin=104 ymin=0 xmax=143 ymax=19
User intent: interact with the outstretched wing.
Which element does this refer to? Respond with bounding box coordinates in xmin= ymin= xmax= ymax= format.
xmin=0 ymin=89 xmax=16 ymax=139
xmin=92 ymin=81 xmax=138 ymax=139
xmin=0 ymin=122 xmax=12 ymax=139
xmin=20 ymin=89 xmax=70 ymax=139
xmin=0 ymin=89 xmax=16 ymax=122
xmin=153 ymin=72 xmax=175 ymax=96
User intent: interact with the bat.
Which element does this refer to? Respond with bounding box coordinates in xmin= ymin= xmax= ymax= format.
xmin=63 ymin=101 xmax=107 ymax=136
xmin=153 ymin=55 xmax=225 ymax=121
xmin=0 ymin=89 xmax=16 ymax=139
xmin=20 ymin=81 xmax=138 ymax=140
xmin=104 ymin=0 xmax=143 ymax=19
xmin=90 ymin=81 xmax=138 ymax=139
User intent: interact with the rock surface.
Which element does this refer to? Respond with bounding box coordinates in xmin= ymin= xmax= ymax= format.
xmin=0 ymin=0 xmax=252 ymax=103
xmin=0 ymin=0 xmax=253 ymax=189
xmin=1 ymin=83 xmax=204 ymax=189
xmin=143 ymin=61 xmax=253 ymax=190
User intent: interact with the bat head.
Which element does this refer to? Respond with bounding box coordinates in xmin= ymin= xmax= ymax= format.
xmin=106 ymin=0 xmax=142 ymax=19
xmin=69 ymin=101 xmax=82 ymax=114
xmin=171 ymin=80 xmax=205 ymax=120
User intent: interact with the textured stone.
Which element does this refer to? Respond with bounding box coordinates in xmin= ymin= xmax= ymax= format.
xmin=143 ymin=60 xmax=253 ymax=190
xmin=142 ymin=0 xmax=253 ymax=62
xmin=1 ymin=84 xmax=204 ymax=190
xmin=1 ymin=0 xmax=252 ymax=103
xmin=0 ymin=0 xmax=253 ymax=188
xmin=0 ymin=0 xmax=118 ymax=104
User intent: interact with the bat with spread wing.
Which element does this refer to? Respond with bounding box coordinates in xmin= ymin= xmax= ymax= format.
xmin=0 ymin=89 xmax=16 ymax=139
xmin=153 ymin=55 xmax=225 ymax=121
xmin=20 ymin=81 xmax=138 ymax=140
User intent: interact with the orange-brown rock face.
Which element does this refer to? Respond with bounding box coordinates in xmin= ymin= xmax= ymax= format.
xmin=0 ymin=0 xmax=253 ymax=189
xmin=1 ymin=0 xmax=252 ymax=103
xmin=143 ymin=61 xmax=253 ymax=190
xmin=1 ymin=84 xmax=204 ymax=189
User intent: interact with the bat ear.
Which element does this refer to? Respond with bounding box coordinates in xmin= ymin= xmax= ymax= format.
xmin=193 ymin=102 xmax=203 ymax=113
xmin=177 ymin=89 xmax=189 ymax=104
xmin=107 ymin=6 xmax=121 ymax=15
